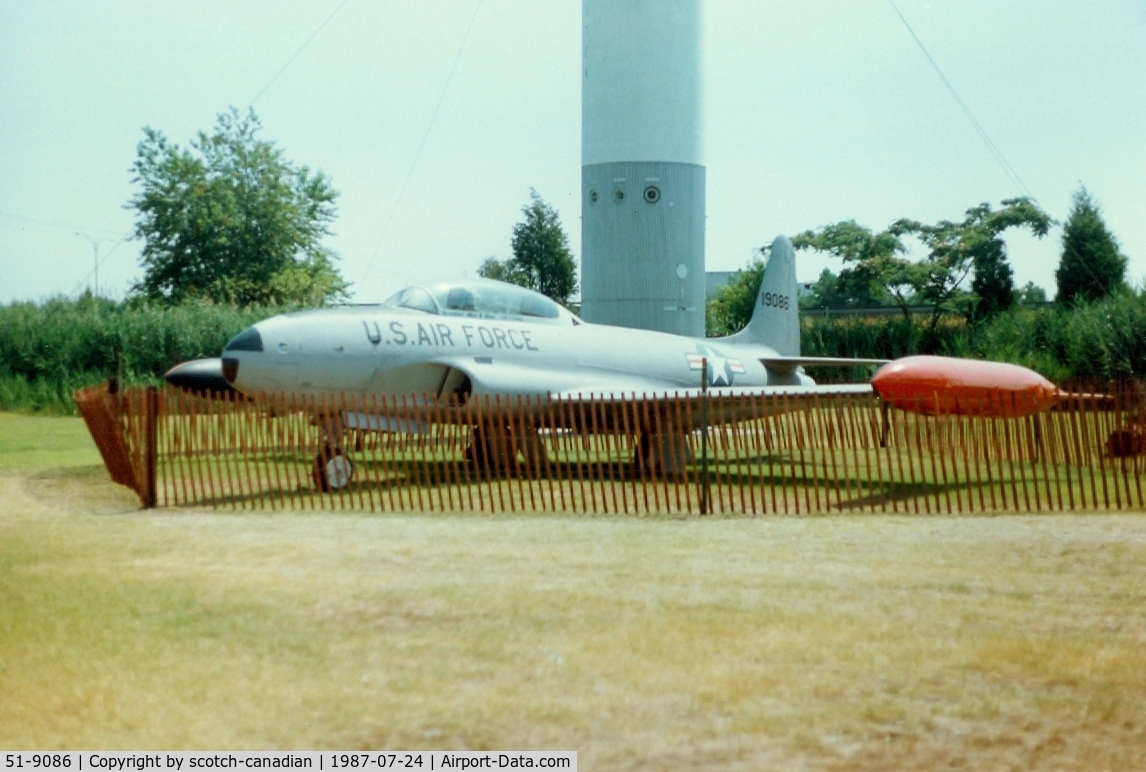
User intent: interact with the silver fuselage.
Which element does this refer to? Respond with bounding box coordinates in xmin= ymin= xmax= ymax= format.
xmin=225 ymin=305 xmax=810 ymax=400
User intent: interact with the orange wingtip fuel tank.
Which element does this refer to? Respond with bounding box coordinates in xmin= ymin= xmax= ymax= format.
xmin=872 ymin=355 xmax=1059 ymax=418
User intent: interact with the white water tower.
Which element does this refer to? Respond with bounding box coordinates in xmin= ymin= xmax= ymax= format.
xmin=580 ymin=0 xmax=705 ymax=336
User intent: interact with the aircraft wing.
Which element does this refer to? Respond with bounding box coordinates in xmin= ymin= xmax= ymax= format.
xmin=335 ymin=382 xmax=875 ymax=435
xmin=545 ymin=383 xmax=875 ymax=430
xmin=550 ymin=383 xmax=874 ymax=401
xmin=761 ymin=356 xmax=890 ymax=374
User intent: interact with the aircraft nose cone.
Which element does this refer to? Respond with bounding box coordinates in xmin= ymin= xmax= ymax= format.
xmin=164 ymin=357 xmax=236 ymax=396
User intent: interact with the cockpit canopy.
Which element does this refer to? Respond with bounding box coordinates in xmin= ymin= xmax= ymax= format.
xmin=383 ymin=279 xmax=573 ymax=323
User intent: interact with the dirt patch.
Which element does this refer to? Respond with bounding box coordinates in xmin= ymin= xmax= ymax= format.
xmin=21 ymin=465 xmax=145 ymax=516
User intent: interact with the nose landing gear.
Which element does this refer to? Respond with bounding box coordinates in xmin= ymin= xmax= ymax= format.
xmin=313 ymin=413 xmax=355 ymax=491
xmin=314 ymin=447 xmax=355 ymax=491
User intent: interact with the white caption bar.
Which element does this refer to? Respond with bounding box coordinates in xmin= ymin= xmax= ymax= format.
xmin=2 ymin=753 xmax=576 ymax=772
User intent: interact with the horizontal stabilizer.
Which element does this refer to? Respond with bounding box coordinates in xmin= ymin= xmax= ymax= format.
xmin=761 ymin=356 xmax=890 ymax=374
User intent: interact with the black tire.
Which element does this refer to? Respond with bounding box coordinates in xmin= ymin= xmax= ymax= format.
xmin=466 ymin=426 xmax=518 ymax=472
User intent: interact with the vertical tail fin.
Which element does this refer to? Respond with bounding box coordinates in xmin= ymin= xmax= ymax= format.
xmin=721 ymin=235 xmax=800 ymax=355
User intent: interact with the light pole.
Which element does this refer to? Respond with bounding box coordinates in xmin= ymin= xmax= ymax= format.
xmin=76 ymin=232 xmax=113 ymax=296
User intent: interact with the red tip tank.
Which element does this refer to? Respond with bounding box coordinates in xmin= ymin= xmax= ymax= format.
xmin=872 ymin=355 xmax=1059 ymax=417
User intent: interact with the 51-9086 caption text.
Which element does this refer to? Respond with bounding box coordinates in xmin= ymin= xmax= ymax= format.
xmin=3 ymin=754 xmax=574 ymax=772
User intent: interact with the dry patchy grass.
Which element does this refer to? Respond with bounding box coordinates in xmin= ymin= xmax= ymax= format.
xmin=1 ymin=413 xmax=1146 ymax=769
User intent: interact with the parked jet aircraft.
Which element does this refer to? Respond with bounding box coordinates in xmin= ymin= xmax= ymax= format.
xmin=165 ymin=235 xmax=1059 ymax=488
xmin=170 ymin=236 xmax=882 ymax=399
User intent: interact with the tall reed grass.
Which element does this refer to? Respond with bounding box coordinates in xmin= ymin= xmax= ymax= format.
xmin=957 ymin=290 xmax=1146 ymax=382
xmin=0 ymin=295 xmax=268 ymax=413
xmin=798 ymin=290 xmax=1146 ymax=383
xmin=3 ymin=290 xmax=1143 ymax=413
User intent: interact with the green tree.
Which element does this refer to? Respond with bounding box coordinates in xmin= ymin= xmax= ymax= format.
xmin=968 ymin=238 xmax=1014 ymax=318
xmin=476 ymin=256 xmax=529 ymax=289
xmin=794 ymin=199 xmax=1050 ymax=348
xmin=893 ymin=198 xmax=1050 ymax=330
xmin=481 ymin=190 xmax=578 ymax=305
xmin=128 ymin=107 xmax=347 ymax=306
xmin=706 ymin=257 xmax=765 ymax=336
xmin=793 ymin=221 xmax=917 ymax=314
xmin=798 ymin=269 xmax=836 ymax=309
xmin=1056 ymin=187 xmax=1127 ymax=306
xmin=1017 ymin=281 xmax=1047 ymax=305
xmin=800 ymin=267 xmax=890 ymax=309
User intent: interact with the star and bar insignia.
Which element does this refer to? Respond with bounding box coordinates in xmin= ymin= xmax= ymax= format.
xmin=687 ymin=345 xmax=745 ymax=386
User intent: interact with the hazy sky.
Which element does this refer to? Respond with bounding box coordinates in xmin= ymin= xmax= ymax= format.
xmin=2 ymin=0 xmax=1143 ymax=305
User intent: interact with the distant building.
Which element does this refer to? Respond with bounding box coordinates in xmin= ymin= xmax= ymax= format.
xmin=705 ymin=270 xmax=814 ymax=301
xmin=705 ymin=271 xmax=735 ymax=300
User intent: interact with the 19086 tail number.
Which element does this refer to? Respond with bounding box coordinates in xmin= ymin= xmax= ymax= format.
xmin=761 ymin=292 xmax=790 ymax=310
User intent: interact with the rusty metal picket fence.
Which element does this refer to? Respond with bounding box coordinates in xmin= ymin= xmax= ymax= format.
xmin=74 ymin=382 xmax=1145 ymax=514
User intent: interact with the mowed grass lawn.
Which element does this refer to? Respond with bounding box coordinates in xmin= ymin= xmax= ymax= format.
xmin=1 ymin=412 xmax=1145 ymax=769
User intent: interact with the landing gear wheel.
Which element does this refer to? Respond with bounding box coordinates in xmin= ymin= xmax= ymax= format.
xmin=314 ymin=448 xmax=354 ymax=491
xmin=1107 ymin=425 xmax=1146 ymax=458
xmin=632 ymin=432 xmax=692 ymax=476
xmin=465 ymin=426 xmax=518 ymax=473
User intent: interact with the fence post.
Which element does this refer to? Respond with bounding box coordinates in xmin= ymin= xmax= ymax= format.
xmin=700 ymin=358 xmax=710 ymax=515
xmin=144 ymin=386 xmax=159 ymax=508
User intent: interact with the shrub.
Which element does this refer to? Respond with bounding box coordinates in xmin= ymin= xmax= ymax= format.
xmin=0 ymin=295 xmax=269 ymax=413
xmin=800 ymin=289 xmax=1146 ymax=383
